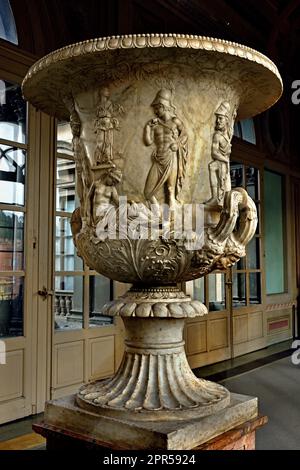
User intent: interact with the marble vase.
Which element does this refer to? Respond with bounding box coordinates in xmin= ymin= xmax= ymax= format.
xmin=23 ymin=34 xmax=282 ymax=423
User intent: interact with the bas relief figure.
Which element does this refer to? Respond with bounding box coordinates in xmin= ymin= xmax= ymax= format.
xmin=90 ymin=167 xmax=122 ymax=226
xmin=143 ymin=89 xmax=188 ymax=209
xmin=207 ymin=101 xmax=237 ymax=207
xmin=94 ymin=87 xmax=123 ymax=165
xmin=69 ymin=104 xmax=92 ymax=227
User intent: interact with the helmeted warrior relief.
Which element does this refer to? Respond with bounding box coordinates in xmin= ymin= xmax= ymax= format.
xmin=143 ymin=89 xmax=188 ymax=209
xmin=207 ymin=101 xmax=236 ymax=206
xmin=94 ymin=87 xmax=123 ymax=165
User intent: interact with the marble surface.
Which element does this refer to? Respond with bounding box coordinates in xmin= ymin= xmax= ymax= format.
xmin=44 ymin=392 xmax=258 ymax=450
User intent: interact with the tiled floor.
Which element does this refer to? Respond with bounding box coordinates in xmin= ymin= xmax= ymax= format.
xmin=222 ymin=355 xmax=300 ymax=450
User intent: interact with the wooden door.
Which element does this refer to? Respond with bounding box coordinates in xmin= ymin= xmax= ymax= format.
xmin=185 ymin=272 xmax=232 ymax=369
xmin=0 ymin=44 xmax=50 ymax=423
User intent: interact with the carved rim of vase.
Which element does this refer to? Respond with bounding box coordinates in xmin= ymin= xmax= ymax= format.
xmin=22 ymin=33 xmax=283 ymax=121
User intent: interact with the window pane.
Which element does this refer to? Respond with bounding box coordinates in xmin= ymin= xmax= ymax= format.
xmin=240 ymin=119 xmax=256 ymax=144
xmin=247 ymin=237 xmax=260 ymax=269
xmin=246 ymin=167 xmax=259 ymax=200
xmin=55 ymin=216 xmax=83 ymax=271
xmin=208 ymin=273 xmax=225 ymax=311
xmin=232 ymin=272 xmax=246 ymax=308
xmin=0 ymin=210 xmax=24 ymax=270
xmin=230 ymin=162 xmax=244 ymax=188
xmin=249 ymin=272 xmax=261 ymax=304
xmin=0 ymin=276 xmax=23 ymax=337
xmin=0 ymin=81 xmax=25 ymax=143
xmin=264 ymin=170 xmax=285 ymax=294
xmin=0 ymin=145 xmax=26 ymax=205
xmin=234 ymin=256 xmax=245 ymax=270
xmin=193 ymin=277 xmax=205 ymax=303
xmin=57 ymin=122 xmax=73 ymax=156
xmin=233 ymin=122 xmax=242 ymax=138
xmin=54 ymin=276 xmax=83 ymax=330
xmin=0 ymin=0 xmax=18 ymax=44
xmin=89 ymin=276 xmax=112 ymax=327
xmin=56 ymin=158 xmax=75 ymax=212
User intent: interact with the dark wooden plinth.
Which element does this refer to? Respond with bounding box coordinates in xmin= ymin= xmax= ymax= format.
xmin=33 ymin=415 xmax=267 ymax=451
xmin=195 ymin=415 xmax=267 ymax=450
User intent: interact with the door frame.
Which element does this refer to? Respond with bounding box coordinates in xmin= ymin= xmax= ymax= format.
xmin=0 ymin=42 xmax=54 ymax=423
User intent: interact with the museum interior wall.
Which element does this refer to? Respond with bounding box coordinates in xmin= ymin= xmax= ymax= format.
xmin=0 ymin=0 xmax=299 ymax=424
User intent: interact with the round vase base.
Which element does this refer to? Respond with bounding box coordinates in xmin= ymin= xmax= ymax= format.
xmin=76 ymin=378 xmax=230 ymax=422
xmin=76 ymin=312 xmax=230 ymax=422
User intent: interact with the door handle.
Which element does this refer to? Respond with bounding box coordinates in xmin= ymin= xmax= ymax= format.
xmin=225 ymin=280 xmax=233 ymax=286
xmin=38 ymin=286 xmax=54 ymax=300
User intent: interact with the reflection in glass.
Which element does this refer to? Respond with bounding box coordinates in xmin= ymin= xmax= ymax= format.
xmin=56 ymin=158 xmax=75 ymax=212
xmin=89 ymin=276 xmax=113 ymax=327
xmin=0 ymin=211 xmax=24 ymax=270
xmin=0 ymin=81 xmax=25 ymax=142
xmin=0 ymin=276 xmax=23 ymax=337
xmin=246 ymin=167 xmax=259 ymax=200
xmin=0 ymin=1 xmax=18 ymax=44
xmin=54 ymin=276 xmax=83 ymax=330
xmin=57 ymin=122 xmax=73 ymax=155
xmin=0 ymin=145 xmax=26 ymax=205
xmin=240 ymin=119 xmax=256 ymax=145
xmin=194 ymin=277 xmax=205 ymax=303
xmin=234 ymin=256 xmax=245 ymax=270
xmin=233 ymin=122 xmax=242 ymax=138
xmin=233 ymin=119 xmax=256 ymax=144
xmin=232 ymin=272 xmax=246 ymax=308
xmin=55 ymin=216 xmax=83 ymax=271
xmin=247 ymin=237 xmax=260 ymax=269
xmin=208 ymin=273 xmax=225 ymax=311
xmin=264 ymin=170 xmax=285 ymax=294
xmin=230 ymin=162 xmax=244 ymax=188
xmin=249 ymin=272 xmax=261 ymax=304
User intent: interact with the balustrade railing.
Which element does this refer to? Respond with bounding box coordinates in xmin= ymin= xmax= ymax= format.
xmin=54 ymin=290 xmax=73 ymax=316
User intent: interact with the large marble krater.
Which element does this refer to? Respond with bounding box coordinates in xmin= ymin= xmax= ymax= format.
xmin=23 ymin=35 xmax=282 ymax=426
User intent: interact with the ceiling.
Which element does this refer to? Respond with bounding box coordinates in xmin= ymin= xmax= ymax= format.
xmin=5 ymin=0 xmax=300 ymax=162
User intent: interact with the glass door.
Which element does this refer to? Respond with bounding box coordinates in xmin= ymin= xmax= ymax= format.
xmin=0 ymin=77 xmax=35 ymax=423
xmin=185 ymin=162 xmax=263 ymax=368
xmin=230 ymin=162 xmax=264 ymax=356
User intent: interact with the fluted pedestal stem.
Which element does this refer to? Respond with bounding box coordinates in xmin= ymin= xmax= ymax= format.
xmin=77 ymin=314 xmax=230 ymax=421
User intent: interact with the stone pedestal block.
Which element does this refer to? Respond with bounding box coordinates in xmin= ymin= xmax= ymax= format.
xmin=34 ymin=392 xmax=261 ymax=450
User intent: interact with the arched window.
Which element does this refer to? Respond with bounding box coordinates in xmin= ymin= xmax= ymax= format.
xmin=0 ymin=0 xmax=18 ymax=45
xmin=234 ymin=118 xmax=256 ymax=145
